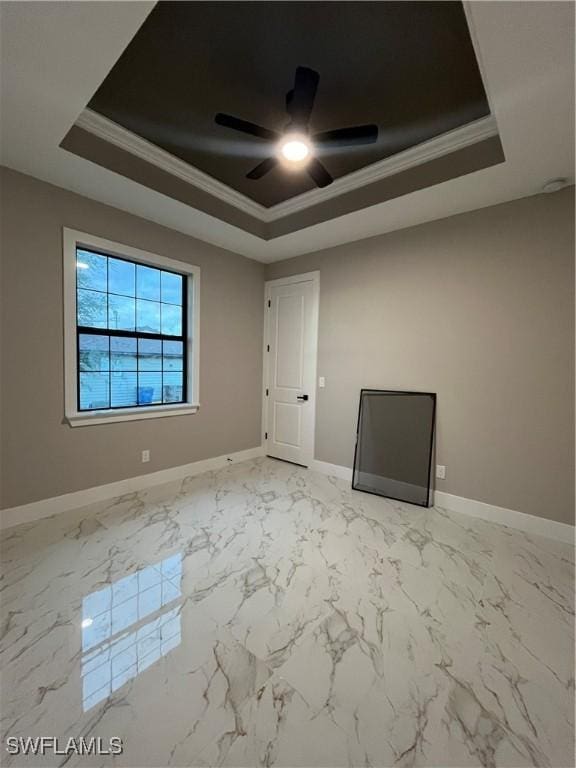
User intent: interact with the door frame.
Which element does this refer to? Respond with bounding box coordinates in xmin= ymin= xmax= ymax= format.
xmin=262 ymin=271 xmax=320 ymax=467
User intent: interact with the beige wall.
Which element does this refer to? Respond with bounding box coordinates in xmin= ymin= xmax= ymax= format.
xmin=266 ymin=189 xmax=575 ymax=525
xmin=2 ymin=167 xmax=574 ymax=525
xmin=0 ymin=168 xmax=264 ymax=509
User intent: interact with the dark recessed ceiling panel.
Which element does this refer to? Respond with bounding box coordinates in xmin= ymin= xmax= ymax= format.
xmin=88 ymin=1 xmax=490 ymax=209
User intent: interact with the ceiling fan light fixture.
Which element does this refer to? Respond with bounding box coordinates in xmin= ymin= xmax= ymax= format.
xmin=278 ymin=133 xmax=312 ymax=166
xmin=215 ymin=66 xmax=375 ymax=187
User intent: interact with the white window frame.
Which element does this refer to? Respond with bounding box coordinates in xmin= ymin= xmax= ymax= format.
xmin=63 ymin=228 xmax=200 ymax=427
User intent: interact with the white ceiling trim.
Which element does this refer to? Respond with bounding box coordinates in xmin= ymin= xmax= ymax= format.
xmin=75 ymin=108 xmax=267 ymax=219
xmin=269 ymin=115 xmax=498 ymax=219
xmin=76 ymin=108 xmax=498 ymax=223
xmin=1 ymin=2 xmax=573 ymax=262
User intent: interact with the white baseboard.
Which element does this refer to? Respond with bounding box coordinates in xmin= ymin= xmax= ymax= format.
xmin=3 ymin=449 xmax=573 ymax=547
xmin=309 ymin=459 xmax=353 ymax=482
xmin=433 ymin=490 xmax=574 ymax=545
xmin=310 ymin=459 xmax=574 ymax=545
xmin=0 ymin=446 xmax=264 ymax=531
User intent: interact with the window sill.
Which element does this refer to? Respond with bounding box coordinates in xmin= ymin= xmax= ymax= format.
xmin=66 ymin=403 xmax=200 ymax=427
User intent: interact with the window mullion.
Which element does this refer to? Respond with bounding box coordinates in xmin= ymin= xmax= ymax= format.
xmin=77 ymin=326 xmax=184 ymax=343
xmin=108 ymin=333 xmax=111 ymax=410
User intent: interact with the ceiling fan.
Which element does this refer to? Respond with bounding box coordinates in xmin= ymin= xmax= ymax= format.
xmin=214 ymin=66 xmax=378 ymax=188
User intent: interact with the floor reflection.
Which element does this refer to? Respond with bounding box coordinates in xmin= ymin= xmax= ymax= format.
xmin=81 ymin=554 xmax=182 ymax=710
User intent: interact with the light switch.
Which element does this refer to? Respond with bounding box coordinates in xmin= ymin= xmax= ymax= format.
xmin=318 ymin=377 xmax=326 ymax=388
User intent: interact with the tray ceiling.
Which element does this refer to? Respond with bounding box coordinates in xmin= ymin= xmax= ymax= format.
xmin=85 ymin=1 xmax=492 ymax=210
xmin=3 ymin=1 xmax=572 ymax=259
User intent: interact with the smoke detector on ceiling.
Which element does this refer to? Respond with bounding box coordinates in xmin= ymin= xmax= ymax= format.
xmin=542 ymin=178 xmax=569 ymax=193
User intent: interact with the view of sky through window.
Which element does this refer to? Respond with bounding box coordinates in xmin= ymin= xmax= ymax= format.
xmin=76 ymin=249 xmax=186 ymax=410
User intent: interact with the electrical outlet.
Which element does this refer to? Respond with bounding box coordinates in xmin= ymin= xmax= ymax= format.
xmin=436 ymin=464 xmax=446 ymax=480
xmin=318 ymin=376 xmax=326 ymax=388
xmin=142 ymin=450 xmax=150 ymax=463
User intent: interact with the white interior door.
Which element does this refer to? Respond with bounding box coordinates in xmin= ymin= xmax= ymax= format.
xmin=264 ymin=273 xmax=319 ymax=467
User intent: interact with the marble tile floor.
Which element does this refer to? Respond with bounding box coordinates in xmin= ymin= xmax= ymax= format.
xmin=1 ymin=457 xmax=574 ymax=768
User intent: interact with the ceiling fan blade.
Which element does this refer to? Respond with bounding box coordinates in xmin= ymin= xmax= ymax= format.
xmin=246 ymin=156 xmax=278 ymax=180
xmin=287 ymin=66 xmax=319 ymax=126
xmin=215 ymin=113 xmax=279 ymax=141
xmin=307 ymin=158 xmax=333 ymax=188
xmin=313 ymin=124 xmax=379 ymax=147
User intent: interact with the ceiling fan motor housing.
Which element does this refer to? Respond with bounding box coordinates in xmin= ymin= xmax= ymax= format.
xmin=215 ymin=66 xmax=378 ymax=188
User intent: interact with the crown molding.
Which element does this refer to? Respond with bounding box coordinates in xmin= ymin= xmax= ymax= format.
xmin=75 ymin=109 xmax=267 ymax=219
xmin=270 ymin=115 xmax=498 ymax=219
xmin=75 ymin=108 xmax=499 ymax=224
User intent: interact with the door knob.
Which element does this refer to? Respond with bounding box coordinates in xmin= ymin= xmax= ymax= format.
xmin=297 ymin=394 xmax=309 ymax=401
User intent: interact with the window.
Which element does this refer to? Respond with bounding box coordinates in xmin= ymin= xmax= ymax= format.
xmin=76 ymin=252 xmax=185 ymax=410
xmin=64 ymin=230 xmax=199 ymax=426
